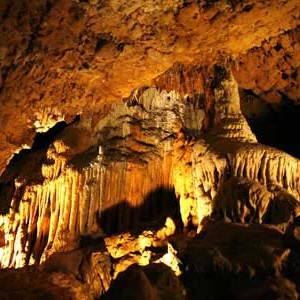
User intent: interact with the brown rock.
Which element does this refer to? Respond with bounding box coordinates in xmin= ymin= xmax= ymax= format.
xmin=102 ymin=263 xmax=185 ymax=300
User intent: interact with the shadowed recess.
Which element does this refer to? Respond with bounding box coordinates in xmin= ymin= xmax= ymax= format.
xmin=241 ymin=90 xmax=300 ymax=158
xmin=0 ymin=116 xmax=80 ymax=214
xmin=99 ymin=187 xmax=182 ymax=235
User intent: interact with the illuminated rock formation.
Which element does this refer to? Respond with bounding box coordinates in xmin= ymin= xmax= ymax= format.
xmin=0 ymin=0 xmax=300 ymax=299
xmin=1 ymin=62 xmax=300 ymax=273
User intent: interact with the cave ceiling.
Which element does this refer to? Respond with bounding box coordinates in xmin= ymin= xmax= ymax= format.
xmin=1 ymin=1 xmax=300 ymax=299
xmin=0 ymin=0 xmax=299 ymax=173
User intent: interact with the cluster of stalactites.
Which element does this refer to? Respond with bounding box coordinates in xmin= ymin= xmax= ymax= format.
xmin=0 ymin=151 xmax=177 ymax=268
xmin=176 ymin=65 xmax=300 ymax=231
xmin=230 ymin=145 xmax=300 ymax=198
xmin=1 ymin=157 xmax=106 ymax=268
xmin=0 ymin=88 xmax=183 ymax=268
xmin=1 ymin=65 xmax=300 ymax=270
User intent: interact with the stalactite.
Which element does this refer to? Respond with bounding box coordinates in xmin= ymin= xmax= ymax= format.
xmin=1 ymin=68 xmax=300 ymax=271
xmin=0 ymin=88 xmax=188 ymax=268
xmin=229 ymin=145 xmax=300 ymax=198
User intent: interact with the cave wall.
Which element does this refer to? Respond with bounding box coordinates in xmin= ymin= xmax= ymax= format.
xmin=2 ymin=63 xmax=300 ymax=270
xmin=0 ymin=0 xmax=299 ymax=175
xmin=1 ymin=1 xmax=300 ymax=299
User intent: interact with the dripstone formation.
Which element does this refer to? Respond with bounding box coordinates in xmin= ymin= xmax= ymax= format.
xmin=0 ymin=1 xmax=300 ymax=299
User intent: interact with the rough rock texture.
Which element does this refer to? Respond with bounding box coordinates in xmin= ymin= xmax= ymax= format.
xmin=1 ymin=0 xmax=300 ymax=299
xmin=102 ymin=263 xmax=186 ymax=300
xmin=234 ymin=27 xmax=300 ymax=104
xmin=0 ymin=0 xmax=300 ymax=174
xmin=2 ymin=61 xmax=300 ymax=298
xmin=181 ymin=222 xmax=299 ymax=300
xmin=0 ymin=267 xmax=92 ymax=300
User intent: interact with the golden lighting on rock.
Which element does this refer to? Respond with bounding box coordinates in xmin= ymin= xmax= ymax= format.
xmin=155 ymin=243 xmax=182 ymax=276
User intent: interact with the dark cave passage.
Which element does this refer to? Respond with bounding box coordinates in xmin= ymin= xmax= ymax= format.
xmin=241 ymin=90 xmax=300 ymax=158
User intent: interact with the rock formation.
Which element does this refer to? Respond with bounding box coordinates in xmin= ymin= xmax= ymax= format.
xmin=0 ymin=0 xmax=300 ymax=299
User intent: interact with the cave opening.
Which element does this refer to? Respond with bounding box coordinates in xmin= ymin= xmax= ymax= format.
xmin=240 ymin=90 xmax=300 ymax=158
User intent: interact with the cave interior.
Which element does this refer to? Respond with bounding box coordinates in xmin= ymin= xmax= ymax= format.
xmin=0 ymin=0 xmax=300 ymax=299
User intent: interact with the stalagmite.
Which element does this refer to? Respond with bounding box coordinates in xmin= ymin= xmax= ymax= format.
xmin=0 ymin=0 xmax=299 ymax=297
xmin=1 ymin=64 xmax=300 ymax=294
